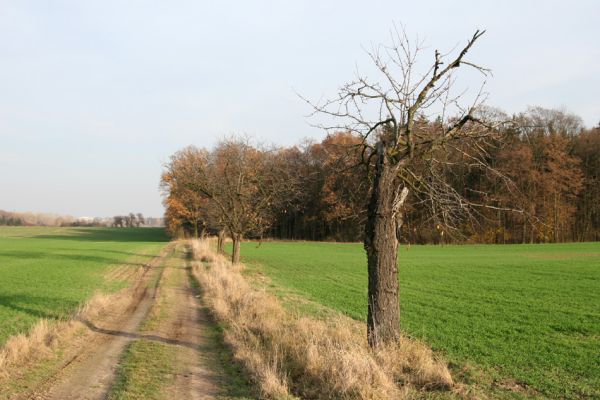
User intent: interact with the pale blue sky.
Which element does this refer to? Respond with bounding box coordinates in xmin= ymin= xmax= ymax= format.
xmin=1 ymin=1 xmax=598 ymax=217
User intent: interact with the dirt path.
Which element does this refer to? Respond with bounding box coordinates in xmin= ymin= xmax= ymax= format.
xmin=21 ymin=248 xmax=169 ymax=400
xmin=19 ymin=243 xmax=233 ymax=400
xmin=151 ymin=249 xmax=223 ymax=399
xmin=32 ymin=285 xmax=158 ymax=400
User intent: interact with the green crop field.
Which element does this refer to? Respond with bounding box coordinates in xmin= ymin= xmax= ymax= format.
xmin=0 ymin=226 xmax=168 ymax=345
xmin=235 ymin=241 xmax=600 ymax=399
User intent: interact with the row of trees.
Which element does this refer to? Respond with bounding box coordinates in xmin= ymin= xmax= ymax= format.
xmin=162 ymin=110 xmax=599 ymax=247
xmin=0 ymin=210 xmax=73 ymax=226
xmin=160 ymin=139 xmax=296 ymax=263
xmin=0 ymin=212 xmax=24 ymax=226
xmin=112 ymin=213 xmax=146 ymax=228
xmin=0 ymin=210 xmax=158 ymax=228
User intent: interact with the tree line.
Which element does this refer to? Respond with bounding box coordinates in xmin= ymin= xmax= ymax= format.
xmin=0 ymin=210 xmax=154 ymax=228
xmin=0 ymin=210 xmax=71 ymax=226
xmin=161 ymin=107 xmax=599 ymax=247
xmin=0 ymin=212 xmax=24 ymax=226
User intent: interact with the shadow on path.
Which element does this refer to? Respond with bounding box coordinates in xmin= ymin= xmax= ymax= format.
xmin=78 ymin=319 xmax=200 ymax=351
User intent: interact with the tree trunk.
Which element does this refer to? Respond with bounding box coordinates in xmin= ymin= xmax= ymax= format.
xmin=553 ymin=193 xmax=560 ymax=243
xmin=231 ymin=233 xmax=241 ymax=264
xmin=364 ymin=142 xmax=406 ymax=347
xmin=217 ymin=229 xmax=225 ymax=254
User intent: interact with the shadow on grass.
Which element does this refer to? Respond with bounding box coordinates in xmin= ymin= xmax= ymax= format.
xmin=49 ymin=248 xmax=153 ymax=258
xmin=32 ymin=228 xmax=169 ymax=243
xmin=0 ymin=294 xmax=79 ymax=320
xmin=0 ymin=250 xmax=146 ymax=267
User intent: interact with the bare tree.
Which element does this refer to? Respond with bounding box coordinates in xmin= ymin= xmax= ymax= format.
xmin=163 ymin=138 xmax=296 ymax=263
xmin=127 ymin=213 xmax=136 ymax=227
xmin=112 ymin=215 xmax=124 ymax=228
xmin=306 ymin=29 xmax=506 ymax=347
xmin=207 ymin=138 xmax=297 ymax=263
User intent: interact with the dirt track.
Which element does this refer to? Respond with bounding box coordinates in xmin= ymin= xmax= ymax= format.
xmin=18 ymin=244 xmax=228 ymax=400
xmin=143 ymin=248 xmax=223 ymax=399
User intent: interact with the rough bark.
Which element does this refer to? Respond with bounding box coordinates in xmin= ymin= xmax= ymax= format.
xmin=364 ymin=142 xmax=408 ymax=347
xmin=231 ymin=233 xmax=241 ymax=264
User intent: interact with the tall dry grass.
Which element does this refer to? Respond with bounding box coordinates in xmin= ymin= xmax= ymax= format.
xmin=0 ymin=292 xmax=123 ymax=379
xmin=191 ymin=240 xmax=453 ymax=400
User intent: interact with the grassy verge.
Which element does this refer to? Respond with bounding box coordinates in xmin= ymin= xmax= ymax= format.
xmin=232 ymin=241 xmax=600 ymax=399
xmin=194 ymin=240 xmax=454 ymax=399
xmin=108 ymin=340 xmax=175 ymax=400
xmin=186 ymin=255 xmax=254 ymax=399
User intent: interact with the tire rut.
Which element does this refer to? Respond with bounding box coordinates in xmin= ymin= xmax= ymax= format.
xmin=130 ymin=246 xmax=223 ymax=399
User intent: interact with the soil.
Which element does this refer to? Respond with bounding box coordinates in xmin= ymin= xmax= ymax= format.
xmin=149 ymin=254 xmax=223 ymax=399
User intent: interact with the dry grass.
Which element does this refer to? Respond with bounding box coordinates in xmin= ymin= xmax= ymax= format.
xmin=191 ymin=239 xmax=453 ymax=400
xmin=0 ymin=291 xmax=119 ymax=379
xmin=0 ymin=245 xmax=171 ymax=381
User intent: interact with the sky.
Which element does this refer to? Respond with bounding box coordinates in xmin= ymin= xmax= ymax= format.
xmin=1 ymin=0 xmax=598 ymax=218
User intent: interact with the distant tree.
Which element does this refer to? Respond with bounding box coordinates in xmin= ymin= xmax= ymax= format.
xmin=162 ymin=196 xmax=188 ymax=237
xmin=0 ymin=214 xmax=23 ymax=226
xmin=161 ymin=147 xmax=219 ymax=239
xmin=495 ymin=135 xmax=539 ymax=242
xmin=136 ymin=213 xmax=145 ymax=227
xmin=112 ymin=215 xmax=125 ymax=228
xmin=519 ymin=106 xmax=584 ymax=138
xmin=539 ymin=134 xmax=583 ymax=242
xmin=125 ymin=213 xmax=135 ymax=227
xmin=503 ymin=108 xmax=585 ymax=242
xmin=573 ymin=126 xmax=600 ymax=241
xmin=318 ymin=132 xmax=368 ymax=241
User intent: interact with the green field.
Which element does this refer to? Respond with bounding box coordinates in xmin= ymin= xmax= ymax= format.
xmin=235 ymin=241 xmax=600 ymax=399
xmin=0 ymin=226 xmax=168 ymax=345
